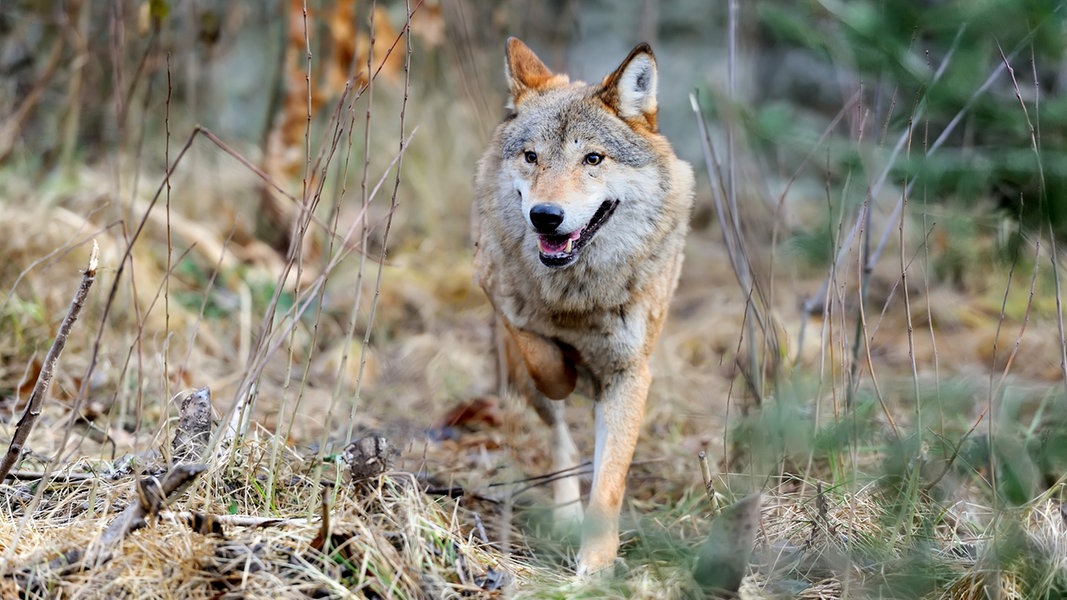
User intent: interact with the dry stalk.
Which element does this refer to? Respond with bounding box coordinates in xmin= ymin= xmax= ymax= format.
xmin=898 ymin=121 xmax=923 ymax=433
xmin=346 ymin=0 xmax=417 ymax=443
xmin=699 ymin=450 xmax=718 ymax=514
xmin=997 ymin=43 xmax=1067 ymax=401
xmin=161 ymin=510 xmax=308 ymax=529
xmin=0 ymin=470 xmax=95 ymax=482
xmin=221 ymin=382 xmax=254 ymax=452
xmin=214 ymin=4 xmax=423 ymax=458
xmin=311 ymin=482 xmax=335 ymax=552
xmin=0 ymin=241 xmax=100 ymax=483
xmin=799 ymin=29 xmax=1012 ymax=321
xmin=690 ymin=94 xmax=773 ymax=404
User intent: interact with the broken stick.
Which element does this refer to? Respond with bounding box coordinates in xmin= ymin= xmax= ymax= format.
xmin=0 ymin=241 xmax=99 ymax=482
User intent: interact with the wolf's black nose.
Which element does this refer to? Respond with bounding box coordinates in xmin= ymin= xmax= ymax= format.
xmin=530 ymin=203 xmax=565 ymax=233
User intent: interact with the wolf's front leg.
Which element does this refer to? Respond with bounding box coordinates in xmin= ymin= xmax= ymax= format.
xmin=576 ymin=363 xmax=651 ymax=576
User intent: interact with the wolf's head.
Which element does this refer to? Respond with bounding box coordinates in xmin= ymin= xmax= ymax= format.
xmin=495 ymin=38 xmax=672 ymax=269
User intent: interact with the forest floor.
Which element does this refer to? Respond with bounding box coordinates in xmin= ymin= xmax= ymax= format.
xmin=2 ymin=157 xmax=1066 ymax=599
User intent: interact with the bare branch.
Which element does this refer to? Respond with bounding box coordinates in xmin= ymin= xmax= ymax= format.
xmin=0 ymin=241 xmax=100 ymax=482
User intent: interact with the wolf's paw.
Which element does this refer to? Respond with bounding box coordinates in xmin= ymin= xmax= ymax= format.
xmin=575 ymin=535 xmax=618 ymax=577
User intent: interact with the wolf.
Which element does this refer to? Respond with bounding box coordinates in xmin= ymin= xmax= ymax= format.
xmin=472 ymin=37 xmax=695 ymax=575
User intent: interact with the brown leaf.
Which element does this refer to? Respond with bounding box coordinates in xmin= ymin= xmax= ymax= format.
xmin=434 ymin=396 xmax=504 ymax=433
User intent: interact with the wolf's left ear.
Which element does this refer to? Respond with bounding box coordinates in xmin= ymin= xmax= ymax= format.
xmin=598 ymin=43 xmax=658 ymax=129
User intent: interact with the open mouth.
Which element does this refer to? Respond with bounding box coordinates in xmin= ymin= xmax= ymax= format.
xmin=536 ymin=199 xmax=620 ymax=268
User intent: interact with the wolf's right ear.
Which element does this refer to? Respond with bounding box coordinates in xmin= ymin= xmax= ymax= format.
xmin=504 ymin=37 xmax=564 ymax=108
xmin=597 ymin=43 xmax=659 ymax=130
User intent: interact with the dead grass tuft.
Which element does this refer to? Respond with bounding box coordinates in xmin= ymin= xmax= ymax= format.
xmin=1 ymin=432 xmax=530 ymax=598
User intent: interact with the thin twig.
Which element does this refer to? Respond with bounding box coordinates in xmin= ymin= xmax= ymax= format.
xmin=770 ymin=88 xmax=863 ymax=300
xmin=162 ymin=511 xmax=309 ymax=529
xmin=312 ymin=482 xmax=334 ymax=551
xmin=690 ymin=94 xmax=772 ymax=394
xmin=329 ymin=1 xmax=382 ymax=456
xmin=216 ymin=130 xmax=417 ymax=456
xmin=800 ymin=28 xmax=1010 ymax=318
xmin=347 ymin=0 xmax=417 ymax=441
xmin=999 ymin=43 xmax=1067 ymax=401
xmin=160 ymin=52 xmax=174 ymax=448
xmin=866 ymin=44 xmax=1020 ymax=271
xmin=844 ymin=100 xmax=872 ymax=410
xmin=2 ymin=470 xmax=96 ymax=483
xmin=0 ymin=242 xmax=99 ymax=483
xmin=897 ymin=118 xmax=923 ymax=436
xmin=699 ymin=450 xmax=718 ymax=514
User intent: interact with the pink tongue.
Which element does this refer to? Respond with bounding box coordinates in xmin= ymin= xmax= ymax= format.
xmin=537 ymin=230 xmax=581 ymax=254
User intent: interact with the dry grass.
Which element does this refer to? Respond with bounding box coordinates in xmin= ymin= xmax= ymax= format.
xmin=0 ymin=435 xmax=529 ymax=598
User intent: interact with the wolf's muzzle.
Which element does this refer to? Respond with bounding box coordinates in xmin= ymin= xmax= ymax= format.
xmin=535 ymin=199 xmax=620 ymax=268
xmin=529 ymin=203 xmax=565 ymax=234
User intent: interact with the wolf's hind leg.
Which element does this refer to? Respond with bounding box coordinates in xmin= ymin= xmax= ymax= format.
xmin=531 ymin=395 xmax=583 ymax=527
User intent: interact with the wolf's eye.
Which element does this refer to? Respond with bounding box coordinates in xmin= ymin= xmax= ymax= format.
xmin=524 ymin=151 xmax=538 ymax=164
xmin=583 ymin=152 xmax=604 ymax=166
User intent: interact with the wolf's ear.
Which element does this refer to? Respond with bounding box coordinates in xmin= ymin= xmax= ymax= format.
xmin=598 ymin=43 xmax=658 ymax=129
xmin=505 ymin=37 xmax=559 ymax=107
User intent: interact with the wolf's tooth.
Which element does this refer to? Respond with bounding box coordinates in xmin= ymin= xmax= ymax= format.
xmin=564 ymin=239 xmax=573 ymax=253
